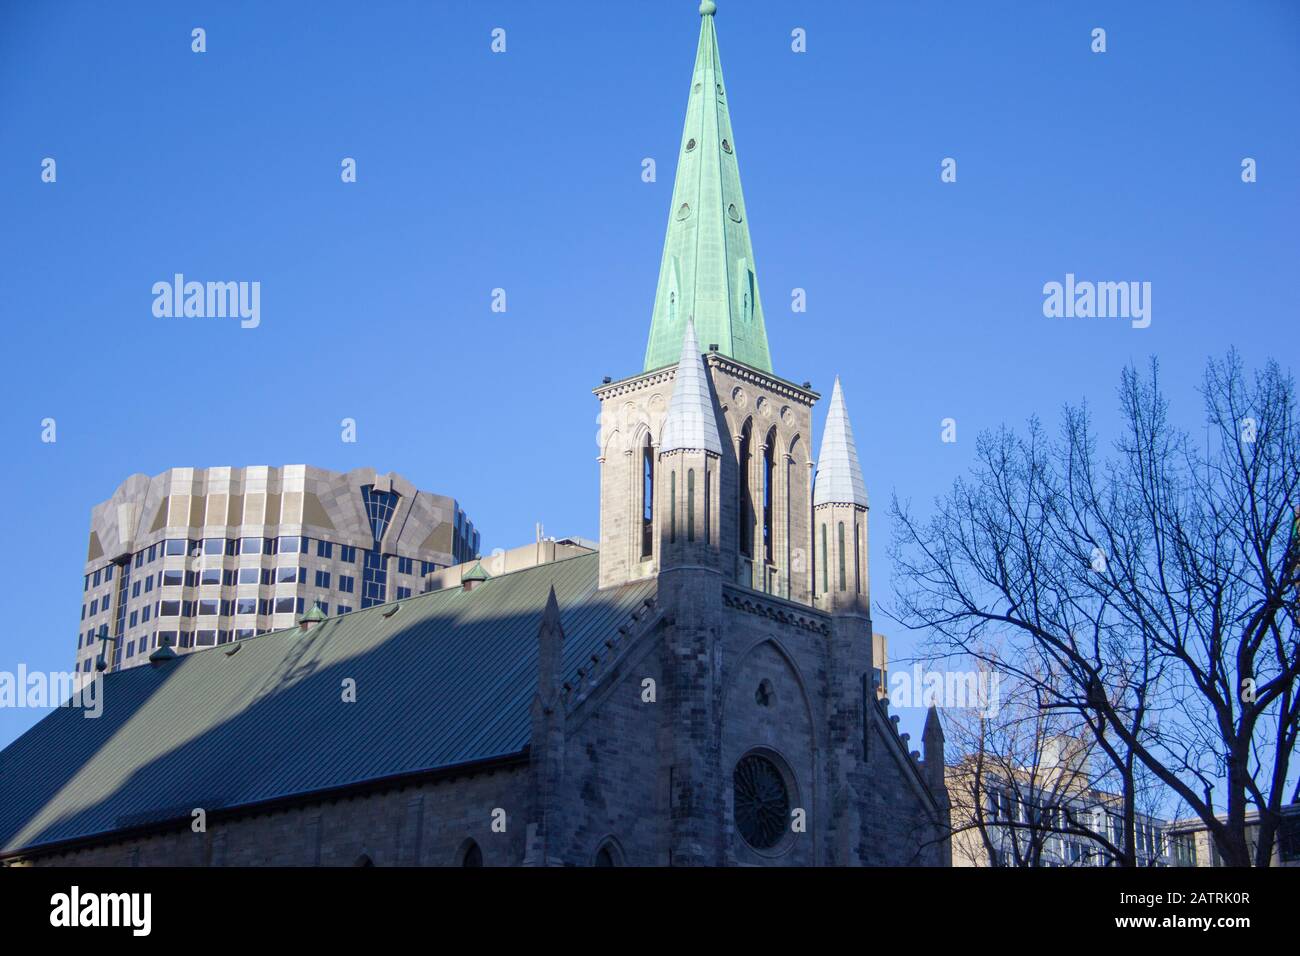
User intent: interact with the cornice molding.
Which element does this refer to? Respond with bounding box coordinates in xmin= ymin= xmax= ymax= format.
xmin=705 ymin=353 xmax=820 ymax=406
xmin=722 ymin=585 xmax=830 ymax=636
xmin=594 ymin=367 xmax=676 ymax=401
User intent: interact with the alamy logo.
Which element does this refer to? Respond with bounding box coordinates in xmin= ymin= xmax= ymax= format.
xmin=1042 ymin=273 xmax=1151 ymax=329
xmin=152 ymin=274 xmax=261 ymax=328
xmin=0 ymin=668 xmax=101 ymax=718
xmin=888 ymin=664 xmax=1002 ymax=717
xmin=50 ymin=886 xmax=151 ymax=936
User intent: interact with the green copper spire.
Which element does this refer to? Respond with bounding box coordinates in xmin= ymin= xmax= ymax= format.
xmin=643 ymin=2 xmax=772 ymax=373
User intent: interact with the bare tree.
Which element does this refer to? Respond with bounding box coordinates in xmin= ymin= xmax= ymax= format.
xmin=890 ymin=352 xmax=1300 ymax=867
xmin=944 ymin=662 xmax=1158 ymax=867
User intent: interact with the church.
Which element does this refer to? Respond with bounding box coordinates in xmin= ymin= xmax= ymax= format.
xmin=0 ymin=2 xmax=950 ymax=867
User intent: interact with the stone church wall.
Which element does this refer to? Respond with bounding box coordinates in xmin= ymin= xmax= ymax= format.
xmin=17 ymin=763 xmax=528 ymax=867
xmin=554 ymin=628 xmax=671 ymax=865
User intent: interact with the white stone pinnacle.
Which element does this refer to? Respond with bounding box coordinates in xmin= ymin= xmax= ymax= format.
xmin=813 ymin=377 xmax=868 ymax=507
xmin=660 ymin=320 xmax=724 ymax=456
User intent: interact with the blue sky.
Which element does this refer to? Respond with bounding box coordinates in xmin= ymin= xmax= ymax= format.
xmin=1 ymin=0 xmax=1297 ymax=765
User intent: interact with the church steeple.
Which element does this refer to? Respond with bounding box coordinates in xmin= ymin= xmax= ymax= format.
xmin=643 ymin=1 xmax=772 ymax=374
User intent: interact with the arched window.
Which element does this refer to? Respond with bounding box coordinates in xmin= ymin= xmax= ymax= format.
xmin=762 ymin=428 xmax=776 ymax=564
xmin=739 ymin=421 xmax=753 ymax=557
xmin=687 ymin=469 xmax=696 ymax=542
xmin=592 ymin=838 xmax=623 ymax=866
xmin=354 ymin=853 xmax=374 ymax=867
xmin=641 ymin=436 xmax=654 ymax=559
xmin=838 ymin=522 xmax=847 ymax=591
xmin=460 ymin=840 xmax=483 ymax=867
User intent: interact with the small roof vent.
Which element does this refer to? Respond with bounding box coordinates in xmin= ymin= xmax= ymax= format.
xmin=149 ymin=644 xmax=178 ymax=665
xmin=462 ymin=561 xmax=491 ymax=592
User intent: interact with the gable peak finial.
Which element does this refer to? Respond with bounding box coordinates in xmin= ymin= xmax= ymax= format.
xmin=542 ymin=585 xmax=561 ymax=626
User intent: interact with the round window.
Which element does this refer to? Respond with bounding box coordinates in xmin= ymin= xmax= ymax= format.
xmin=675 ymin=202 xmax=691 ymax=221
xmin=728 ymin=203 xmax=742 ymax=222
xmin=686 ymin=138 xmax=696 ymax=152
xmin=734 ymin=754 xmax=790 ymax=849
xmin=721 ymin=139 xmax=732 ymax=154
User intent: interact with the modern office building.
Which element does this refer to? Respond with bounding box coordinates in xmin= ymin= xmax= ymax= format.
xmin=76 ymin=465 xmax=479 ymax=673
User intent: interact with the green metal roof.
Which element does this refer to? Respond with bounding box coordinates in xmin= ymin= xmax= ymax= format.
xmin=643 ymin=2 xmax=772 ymax=374
xmin=0 ymin=552 xmax=654 ymax=856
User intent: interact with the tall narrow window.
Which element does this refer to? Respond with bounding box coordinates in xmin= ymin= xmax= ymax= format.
xmin=854 ymin=517 xmax=861 ymax=593
xmin=838 ymin=522 xmax=847 ymax=591
xmin=739 ymin=421 xmax=753 ymax=556
xmin=762 ymin=428 xmax=775 ymax=564
xmin=820 ymin=524 xmax=828 ymax=594
xmin=704 ymin=467 xmax=712 ymax=545
xmin=687 ymin=469 xmax=696 ymax=542
xmin=641 ymin=438 xmax=654 ymax=559
xmin=670 ymin=470 xmax=677 ymax=544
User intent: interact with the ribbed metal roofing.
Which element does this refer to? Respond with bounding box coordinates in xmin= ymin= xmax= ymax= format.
xmin=0 ymin=552 xmax=653 ymax=856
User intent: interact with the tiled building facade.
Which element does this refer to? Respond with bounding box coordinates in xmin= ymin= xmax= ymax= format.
xmin=77 ymin=465 xmax=478 ymax=673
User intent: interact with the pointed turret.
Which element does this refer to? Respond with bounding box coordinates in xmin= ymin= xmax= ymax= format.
xmin=923 ymin=705 xmax=945 ymax=748
xmin=658 ymin=320 xmax=724 ymax=572
xmin=536 ymin=586 xmax=564 ymax=705
xmin=660 ymin=320 xmax=723 ymax=455
xmin=813 ymin=377 xmax=869 ymax=613
xmin=814 ymin=378 xmax=868 ymax=507
xmin=643 ymin=1 xmax=772 ymax=374
xmin=922 ymin=705 xmax=950 ymax=826
xmin=525 ymin=586 xmax=567 ymax=866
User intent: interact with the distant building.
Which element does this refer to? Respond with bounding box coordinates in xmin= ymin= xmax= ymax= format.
xmin=421 ymin=537 xmax=596 ymax=593
xmin=76 ymin=465 xmax=478 ymax=672
xmin=1166 ymin=803 xmax=1300 ymax=867
xmin=871 ymin=632 xmax=889 ymax=699
xmin=946 ymin=738 xmax=1169 ymax=867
